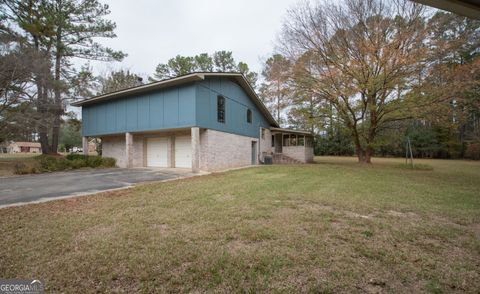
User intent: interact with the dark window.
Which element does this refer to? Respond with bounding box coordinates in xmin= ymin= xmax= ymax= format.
xmin=290 ymin=135 xmax=297 ymax=146
xmin=261 ymin=128 xmax=265 ymax=139
xmin=298 ymin=136 xmax=305 ymax=146
xmin=217 ymin=95 xmax=225 ymax=123
xmin=247 ymin=109 xmax=252 ymax=123
xmin=283 ymin=134 xmax=290 ymax=146
xmin=271 ymin=135 xmax=275 ymax=147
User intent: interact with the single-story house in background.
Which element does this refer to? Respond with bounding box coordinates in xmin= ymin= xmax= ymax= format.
xmin=72 ymin=72 xmax=314 ymax=172
xmin=88 ymin=139 xmax=97 ymax=153
xmin=0 ymin=141 xmax=42 ymax=153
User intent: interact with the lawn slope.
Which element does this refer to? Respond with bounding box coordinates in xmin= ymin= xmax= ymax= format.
xmin=1 ymin=157 xmax=479 ymax=292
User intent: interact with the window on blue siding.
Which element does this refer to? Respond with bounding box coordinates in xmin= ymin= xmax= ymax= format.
xmin=247 ymin=109 xmax=252 ymax=123
xmin=217 ymin=95 xmax=225 ymax=123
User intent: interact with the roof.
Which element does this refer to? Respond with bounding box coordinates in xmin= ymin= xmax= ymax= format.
xmin=72 ymin=72 xmax=279 ymax=127
xmin=412 ymin=0 xmax=480 ymax=19
xmin=11 ymin=141 xmax=41 ymax=148
xmin=270 ymin=127 xmax=313 ymax=135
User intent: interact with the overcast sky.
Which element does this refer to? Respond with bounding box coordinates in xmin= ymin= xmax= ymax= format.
xmin=93 ymin=0 xmax=299 ymax=78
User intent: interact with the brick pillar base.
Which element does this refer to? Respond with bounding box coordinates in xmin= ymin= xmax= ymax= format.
xmin=126 ymin=132 xmax=133 ymax=168
xmin=191 ymin=127 xmax=200 ymax=173
xmin=82 ymin=137 xmax=89 ymax=155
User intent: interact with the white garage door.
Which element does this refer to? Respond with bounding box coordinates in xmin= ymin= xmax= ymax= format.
xmin=175 ymin=136 xmax=191 ymax=168
xmin=147 ymin=137 xmax=168 ymax=167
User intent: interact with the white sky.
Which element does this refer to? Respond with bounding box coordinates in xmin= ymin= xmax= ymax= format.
xmin=92 ymin=0 xmax=300 ymax=78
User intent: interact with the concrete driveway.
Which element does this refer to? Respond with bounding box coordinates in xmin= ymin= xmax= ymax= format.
xmin=0 ymin=168 xmax=198 ymax=207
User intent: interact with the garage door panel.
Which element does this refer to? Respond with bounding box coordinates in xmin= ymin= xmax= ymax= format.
xmin=175 ymin=136 xmax=191 ymax=168
xmin=147 ymin=137 xmax=168 ymax=167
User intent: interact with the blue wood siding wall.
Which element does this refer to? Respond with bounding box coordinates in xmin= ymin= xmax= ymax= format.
xmin=81 ymin=77 xmax=272 ymax=138
xmin=195 ymin=77 xmax=270 ymax=138
xmin=82 ymin=83 xmax=196 ymax=136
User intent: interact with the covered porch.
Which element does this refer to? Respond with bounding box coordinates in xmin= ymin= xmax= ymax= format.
xmin=270 ymin=128 xmax=315 ymax=163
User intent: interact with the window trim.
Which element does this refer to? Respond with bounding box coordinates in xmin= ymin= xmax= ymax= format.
xmin=247 ymin=109 xmax=252 ymax=124
xmin=217 ymin=95 xmax=225 ymax=123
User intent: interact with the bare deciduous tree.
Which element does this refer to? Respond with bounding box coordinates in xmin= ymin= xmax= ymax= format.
xmin=259 ymin=54 xmax=293 ymax=126
xmin=280 ymin=0 xmax=427 ymax=163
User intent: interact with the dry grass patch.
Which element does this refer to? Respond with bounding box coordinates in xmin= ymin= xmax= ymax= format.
xmin=0 ymin=156 xmax=479 ymax=292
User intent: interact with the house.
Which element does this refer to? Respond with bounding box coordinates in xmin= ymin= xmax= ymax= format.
xmin=72 ymin=72 xmax=314 ymax=172
xmin=0 ymin=141 xmax=42 ymax=153
xmin=411 ymin=0 xmax=480 ymax=20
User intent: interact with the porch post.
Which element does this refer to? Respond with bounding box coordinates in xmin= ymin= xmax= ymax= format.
xmin=191 ymin=127 xmax=200 ymax=173
xmin=126 ymin=132 xmax=133 ymax=168
xmin=82 ymin=137 xmax=89 ymax=155
xmin=168 ymin=136 xmax=175 ymax=168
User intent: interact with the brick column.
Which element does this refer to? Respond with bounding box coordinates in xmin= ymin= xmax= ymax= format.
xmin=82 ymin=137 xmax=89 ymax=155
xmin=125 ymin=132 xmax=133 ymax=168
xmin=191 ymin=127 xmax=200 ymax=173
xmin=168 ymin=136 xmax=175 ymax=168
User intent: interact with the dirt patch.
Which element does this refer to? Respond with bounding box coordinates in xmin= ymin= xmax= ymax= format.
xmin=471 ymin=223 xmax=480 ymax=240
xmin=214 ymin=193 xmax=235 ymax=201
xmin=74 ymin=225 xmax=114 ymax=247
xmin=151 ymin=223 xmax=170 ymax=234
xmin=386 ymin=210 xmax=420 ymax=219
xmin=226 ymin=240 xmax=254 ymax=253
xmin=344 ymin=211 xmax=374 ymax=219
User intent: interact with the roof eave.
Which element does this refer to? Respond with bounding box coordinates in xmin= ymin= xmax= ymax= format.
xmin=223 ymin=74 xmax=279 ymax=128
xmin=71 ymin=73 xmax=205 ymax=107
xmin=270 ymin=127 xmax=313 ymax=135
xmin=412 ymin=0 xmax=480 ymax=20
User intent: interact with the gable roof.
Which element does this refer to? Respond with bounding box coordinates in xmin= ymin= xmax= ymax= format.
xmin=72 ymin=72 xmax=279 ymax=127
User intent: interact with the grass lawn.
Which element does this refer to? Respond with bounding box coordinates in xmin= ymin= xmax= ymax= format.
xmin=0 ymin=157 xmax=479 ymax=293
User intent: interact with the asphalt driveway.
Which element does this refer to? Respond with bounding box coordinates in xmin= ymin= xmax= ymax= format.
xmin=0 ymin=168 xmax=197 ymax=207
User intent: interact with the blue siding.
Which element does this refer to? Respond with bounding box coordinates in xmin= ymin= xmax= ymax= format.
xmin=149 ymin=92 xmax=164 ymax=127
xmin=81 ymin=78 xmax=273 ymax=138
xmin=82 ymin=83 xmax=196 ymax=136
xmin=195 ymin=77 xmax=271 ymax=138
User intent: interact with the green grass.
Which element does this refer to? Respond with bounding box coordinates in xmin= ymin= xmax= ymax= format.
xmin=0 ymin=156 xmax=479 ymax=292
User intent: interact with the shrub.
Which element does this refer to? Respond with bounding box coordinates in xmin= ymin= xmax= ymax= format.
xmin=36 ymin=155 xmax=70 ymax=172
xmin=14 ymin=162 xmax=30 ymax=175
xmin=69 ymin=159 xmax=88 ymax=169
xmin=86 ymin=156 xmax=103 ymax=168
xmin=66 ymin=153 xmax=87 ymax=161
xmin=465 ymin=143 xmax=480 ymax=160
xmin=65 ymin=154 xmax=114 ymax=168
xmin=100 ymin=157 xmax=116 ymax=167
xmin=15 ymin=154 xmax=116 ymax=174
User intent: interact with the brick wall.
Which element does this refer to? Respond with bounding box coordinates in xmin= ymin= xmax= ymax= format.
xmin=258 ymin=127 xmax=272 ymax=162
xmin=102 ymin=128 xmax=263 ymax=171
xmin=199 ymin=129 xmax=258 ymax=171
xmin=101 ymin=135 xmax=144 ymax=168
xmin=283 ymin=146 xmax=314 ymax=163
xmin=102 ymin=136 xmax=126 ymax=167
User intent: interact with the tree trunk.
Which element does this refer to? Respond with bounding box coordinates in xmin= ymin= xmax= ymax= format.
xmin=34 ymin=38 xmax=51 ymax=154
xmin=356 ymin=146 xmax=364 ymax=162
xmin=364 ymin=146 xmax=373 ymax=163
xmin=350 ymin=122 xmax=370 ymax=163
xmin=51 ymin=26 xmax=63 ymax=154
